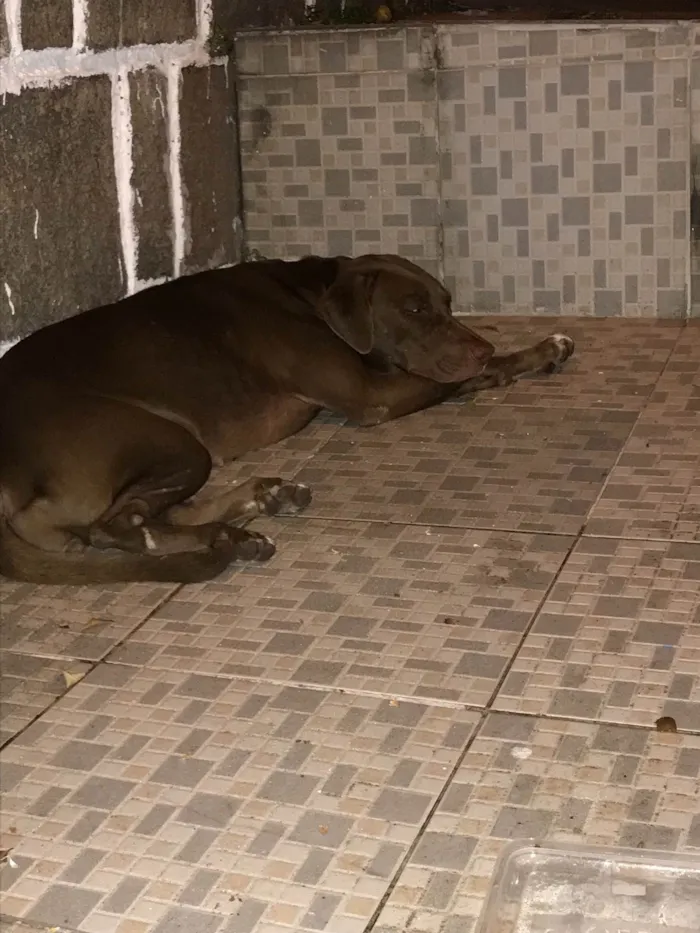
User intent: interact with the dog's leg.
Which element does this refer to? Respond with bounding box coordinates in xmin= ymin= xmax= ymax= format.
xmin=297 ymin=334 xmax=574 ymax=427
xmin=456 ymin=334 xmax=575 ymax=394
xmin=1 ymin=396 xmax=279 ymax=585
xmin=87 ymin=517 xmax=275 ymax=563
xmin=86 ymin=458 xmax=276 ymax=563
xmin=166 ymin=476 xmax=312 ymax=527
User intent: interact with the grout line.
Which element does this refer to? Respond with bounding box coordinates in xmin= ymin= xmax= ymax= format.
xmin=579 ymin=321 xmax=690 ymax=534
xmin=0 ymin=585 xmax=183 ymax=753
xmin=72 ymin=0 xmax=88 ymax=51
xmin=481 ymin=534 xmax=580 ymax=712
xmin=0 ymin=40 xmax=207 ymax=96
xmin=3 ymin=0 xmax=20 ymax=55
xmin=167 ymin=61 xmax=185 ymax=278
xmin=431 ymin=24 xmax=445 ymax=286
xmin=288 ymin=513 xmax=584 ymax=536
xmin=111 ymin=67 xmax=137 ymax=295
xmin=474 ymin=705 xmax=700 ymax=736
xmin=197 ymin=0 xmax=213 ymax=46
xmin=363 ymin=709 xmax=486 ymax=933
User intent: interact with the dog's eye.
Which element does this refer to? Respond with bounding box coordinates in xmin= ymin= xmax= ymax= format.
xmin=404 ymin=300 xmax=426 ymax=314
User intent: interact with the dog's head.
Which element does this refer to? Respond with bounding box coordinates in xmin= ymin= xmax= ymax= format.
xmin=317 ymin=254 xmax=494 ymax=382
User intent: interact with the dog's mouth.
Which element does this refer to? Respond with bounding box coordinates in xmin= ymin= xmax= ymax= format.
xmin=421 ymin=351 xmax=490 ymax=383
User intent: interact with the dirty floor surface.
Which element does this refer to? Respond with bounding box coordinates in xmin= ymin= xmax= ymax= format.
xmin=1 ymin=317 xmax=699 ymax=933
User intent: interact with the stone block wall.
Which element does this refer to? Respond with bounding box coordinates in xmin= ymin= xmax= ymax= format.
xmin=237 ymin=22 xmax=700 ymax=317
xmin=0 ymin=0 xmax=242 ymax=343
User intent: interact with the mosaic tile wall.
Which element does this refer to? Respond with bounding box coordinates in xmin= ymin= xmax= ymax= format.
xmin=692 ymin=50 xmax=700 ymax=317
xmin=236 ymin=22 xmax=700 ymax=317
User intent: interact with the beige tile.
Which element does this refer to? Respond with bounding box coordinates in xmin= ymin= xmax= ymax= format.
xmin=0 ymin=671 xmax=479 ymax=933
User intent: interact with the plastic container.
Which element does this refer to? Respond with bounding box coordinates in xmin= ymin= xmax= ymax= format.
xmin=476 ymin=841 xmax=700 ymax=933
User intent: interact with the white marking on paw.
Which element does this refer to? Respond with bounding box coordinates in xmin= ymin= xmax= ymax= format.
xmin=549 ymin=333 xmax=574 ymax=357
xmin=551 ymin=333 xmax=572 ymax=347
xmin=142 ymin=528 xmax=157 ymax=550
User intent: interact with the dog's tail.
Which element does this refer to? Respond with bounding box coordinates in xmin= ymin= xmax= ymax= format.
xmin=0 ymin=517 xmax=231 ymax=585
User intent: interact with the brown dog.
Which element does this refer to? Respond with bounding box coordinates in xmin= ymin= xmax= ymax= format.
xmin=0 ymin=254 xmax=574 ymax=584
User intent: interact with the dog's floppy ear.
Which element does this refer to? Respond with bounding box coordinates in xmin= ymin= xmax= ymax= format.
xmin=316 ymin=267 xmax=377 ymax=354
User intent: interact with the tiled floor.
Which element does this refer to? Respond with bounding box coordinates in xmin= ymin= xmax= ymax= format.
xmin=1 ymin=317 xmax=699 ymax=933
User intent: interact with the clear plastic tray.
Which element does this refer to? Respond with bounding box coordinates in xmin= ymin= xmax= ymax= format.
xmin=476 ymin=841 xmax=700 ymax=933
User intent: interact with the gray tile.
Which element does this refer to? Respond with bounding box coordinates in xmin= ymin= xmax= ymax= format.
xmin=257 ymin=770 xmax=319 ymax=805
xmin=412 ymin=832 xmax=476 ymax=870
xmin=593 ymin=163 xmax=622 ymax=193
xmin=498 ymin=67 xmax=526 ymax=98
xmin=658 ymin=161 xmax=687 ymax=191
xmin=49 ymin=739 xmax=111 ymax=770
xmin=561 ymin=63 xmax=589 ymax=95
xmin=531 ymin=164 xmax=558 ymax=194
xmin=69 ymin=776 xmax=135 ymax=809
xmin=151 ymin=755 xmax=211 ymax=788
xmin=153 ymin=907 xmax=223 ymax=933
xmin=501 ymin=198 xmax=528 ymax=226
xmin=290 ymin=811 xmax=353 ymax=848
xmin=370 ymin=788 xmax=433 ymax=824
xmin=625 ymin=61 xmax=654 ymax=92
xmin=177 ymin=792 xmax=241 ymax=827
xmin=27 ymin=884 xmax=102 ymax=927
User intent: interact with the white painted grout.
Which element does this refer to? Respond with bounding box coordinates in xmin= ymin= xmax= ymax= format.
xmin=0 ymin=41 xmax=209 ymax=96
xmin=197 ymin=0 xmax=213 ymax=46
xmin=1 ymin=1 xmax=216 ymax=288
xmin=111 ymin=67 xmax=138 ymax=295
xmin=4 ymin=0 xmax=21 ymax=56
xmin=72 ymin=0 xmax=88 ymax=52
xmin=132 ymin=275 xmax=169 ymax=294
xmin=167 ymin=61 xmax=185 ymax=279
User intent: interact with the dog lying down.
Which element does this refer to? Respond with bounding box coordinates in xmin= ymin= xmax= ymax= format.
xmin=0 ymin=254 xmax=574 ymax=585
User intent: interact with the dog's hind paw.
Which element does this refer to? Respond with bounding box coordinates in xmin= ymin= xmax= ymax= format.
xmin=239 ymin=532 xmax=276 ymax=562
xmin=213 ymin=525 xmax=276 ymax=562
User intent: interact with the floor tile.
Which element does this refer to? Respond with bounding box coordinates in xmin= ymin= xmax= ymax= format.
xmin=585 ymin=414 xmax=700 ymax=541
xmin=0 ymin=653 xmax=91 ymax=748
xmin=466 ymin=316 xmax=682 ymax=410
xmin=372 ymin=713 xmax=700 ymax=933
xmin=298 ymin=405 xmax=637 ymax=534
xmin=0 ymin=582 xmax=177 ymax=663
xmin=0 ymin=667 xmax=479 ymax=933
xmin=106 ymin=519 xmax=573 ymax=707
xmin=0 ymin=417 xmax=341 ymax=666
xmin=493 ymin=537 xmax=700 ymax=729
xmin=646 ymin=320 xmax=700 ymax=416
xmin=0 ymin=919 xmax=53 ymax=933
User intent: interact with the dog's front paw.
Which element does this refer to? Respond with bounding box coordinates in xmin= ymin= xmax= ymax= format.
xmin=542 ymin=333 xmax=575 ymax=374
xmin=254 ymin=478 xmax=313 ymax=516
